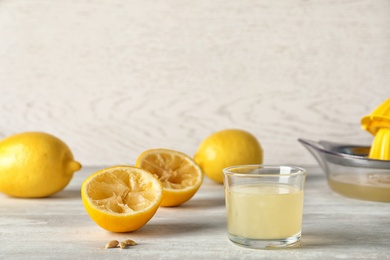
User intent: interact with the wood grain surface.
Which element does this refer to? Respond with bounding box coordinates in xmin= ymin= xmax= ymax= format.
xmin=0 ymin=0 xmax=389 ymax=166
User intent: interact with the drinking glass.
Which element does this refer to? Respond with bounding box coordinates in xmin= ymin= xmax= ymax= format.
xmin=223 ymin=165 xmax=306 ymax=249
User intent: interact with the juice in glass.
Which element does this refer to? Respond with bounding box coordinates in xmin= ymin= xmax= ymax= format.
xmin=227 ymin=183 xmax=303 ymax=240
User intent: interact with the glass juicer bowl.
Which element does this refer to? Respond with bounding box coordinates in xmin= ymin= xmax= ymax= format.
xmin=298 ymin=138 xmax=390 ymax=202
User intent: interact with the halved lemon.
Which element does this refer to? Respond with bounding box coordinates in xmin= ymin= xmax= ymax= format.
xmin=136 ymin=149 xmax=203 ymax=207
xmin=81 ymin=166 xmax=162 ymax=232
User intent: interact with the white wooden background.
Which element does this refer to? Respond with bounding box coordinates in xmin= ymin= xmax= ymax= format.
xmin=0 ymin=0 xmax=389 ymax=167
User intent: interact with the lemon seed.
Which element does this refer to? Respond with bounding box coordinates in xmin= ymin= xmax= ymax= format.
xmin=105 ymin=240 xmax=119 ymax=249
xmin=120 ymin=242 xmax=127 ymax=249
xmin=124 ymin=239 xmax=137 ymax=246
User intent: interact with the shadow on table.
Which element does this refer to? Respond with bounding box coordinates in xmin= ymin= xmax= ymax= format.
xmin=50 ymin=189 xmax=81 ymax=199
xmin=179 ymin=197 xmax=226 ymax=209
xmin=300 ymin=228 xmax=387 ymax=249
xmin=138 ymin=220 xmax=226 ymax=237
xmin=1 ymin=189 xmax=82 ymax=200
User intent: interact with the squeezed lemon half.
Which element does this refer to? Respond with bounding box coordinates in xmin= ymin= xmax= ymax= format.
xmin=81 ymin=165 xmax=163 ymax=232
xmin=136 ymin=148 xmax=203 ymax=207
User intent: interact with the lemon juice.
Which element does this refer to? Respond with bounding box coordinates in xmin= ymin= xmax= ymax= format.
xmin=328 ymin=174 xmax=390 ymax=202
xmin=226 ymin=183 xmax=304 ymax=240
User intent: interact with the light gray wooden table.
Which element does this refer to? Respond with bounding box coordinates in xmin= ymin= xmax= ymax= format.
xmin=1 ymin=166 xmax=389 ymax=259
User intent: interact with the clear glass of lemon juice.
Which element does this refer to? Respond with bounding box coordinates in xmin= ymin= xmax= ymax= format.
xmin=223 ymin=165 xmax=306 ymax=249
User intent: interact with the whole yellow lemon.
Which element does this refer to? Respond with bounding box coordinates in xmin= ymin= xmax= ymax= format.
xmin=0 ymin=132 xmax=81 ymax=198
xmin=194 ymin=129 xmax=263 ymax=183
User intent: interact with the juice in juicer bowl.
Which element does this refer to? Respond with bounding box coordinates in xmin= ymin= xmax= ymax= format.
xmin=298 ymin=138 xmax=390 ymax=202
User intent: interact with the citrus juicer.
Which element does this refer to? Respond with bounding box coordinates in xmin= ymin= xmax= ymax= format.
xmin=361 ymin=98 xmax=390 ymax=160
xmin=298 ymin=98 xmax=390 ymax=202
